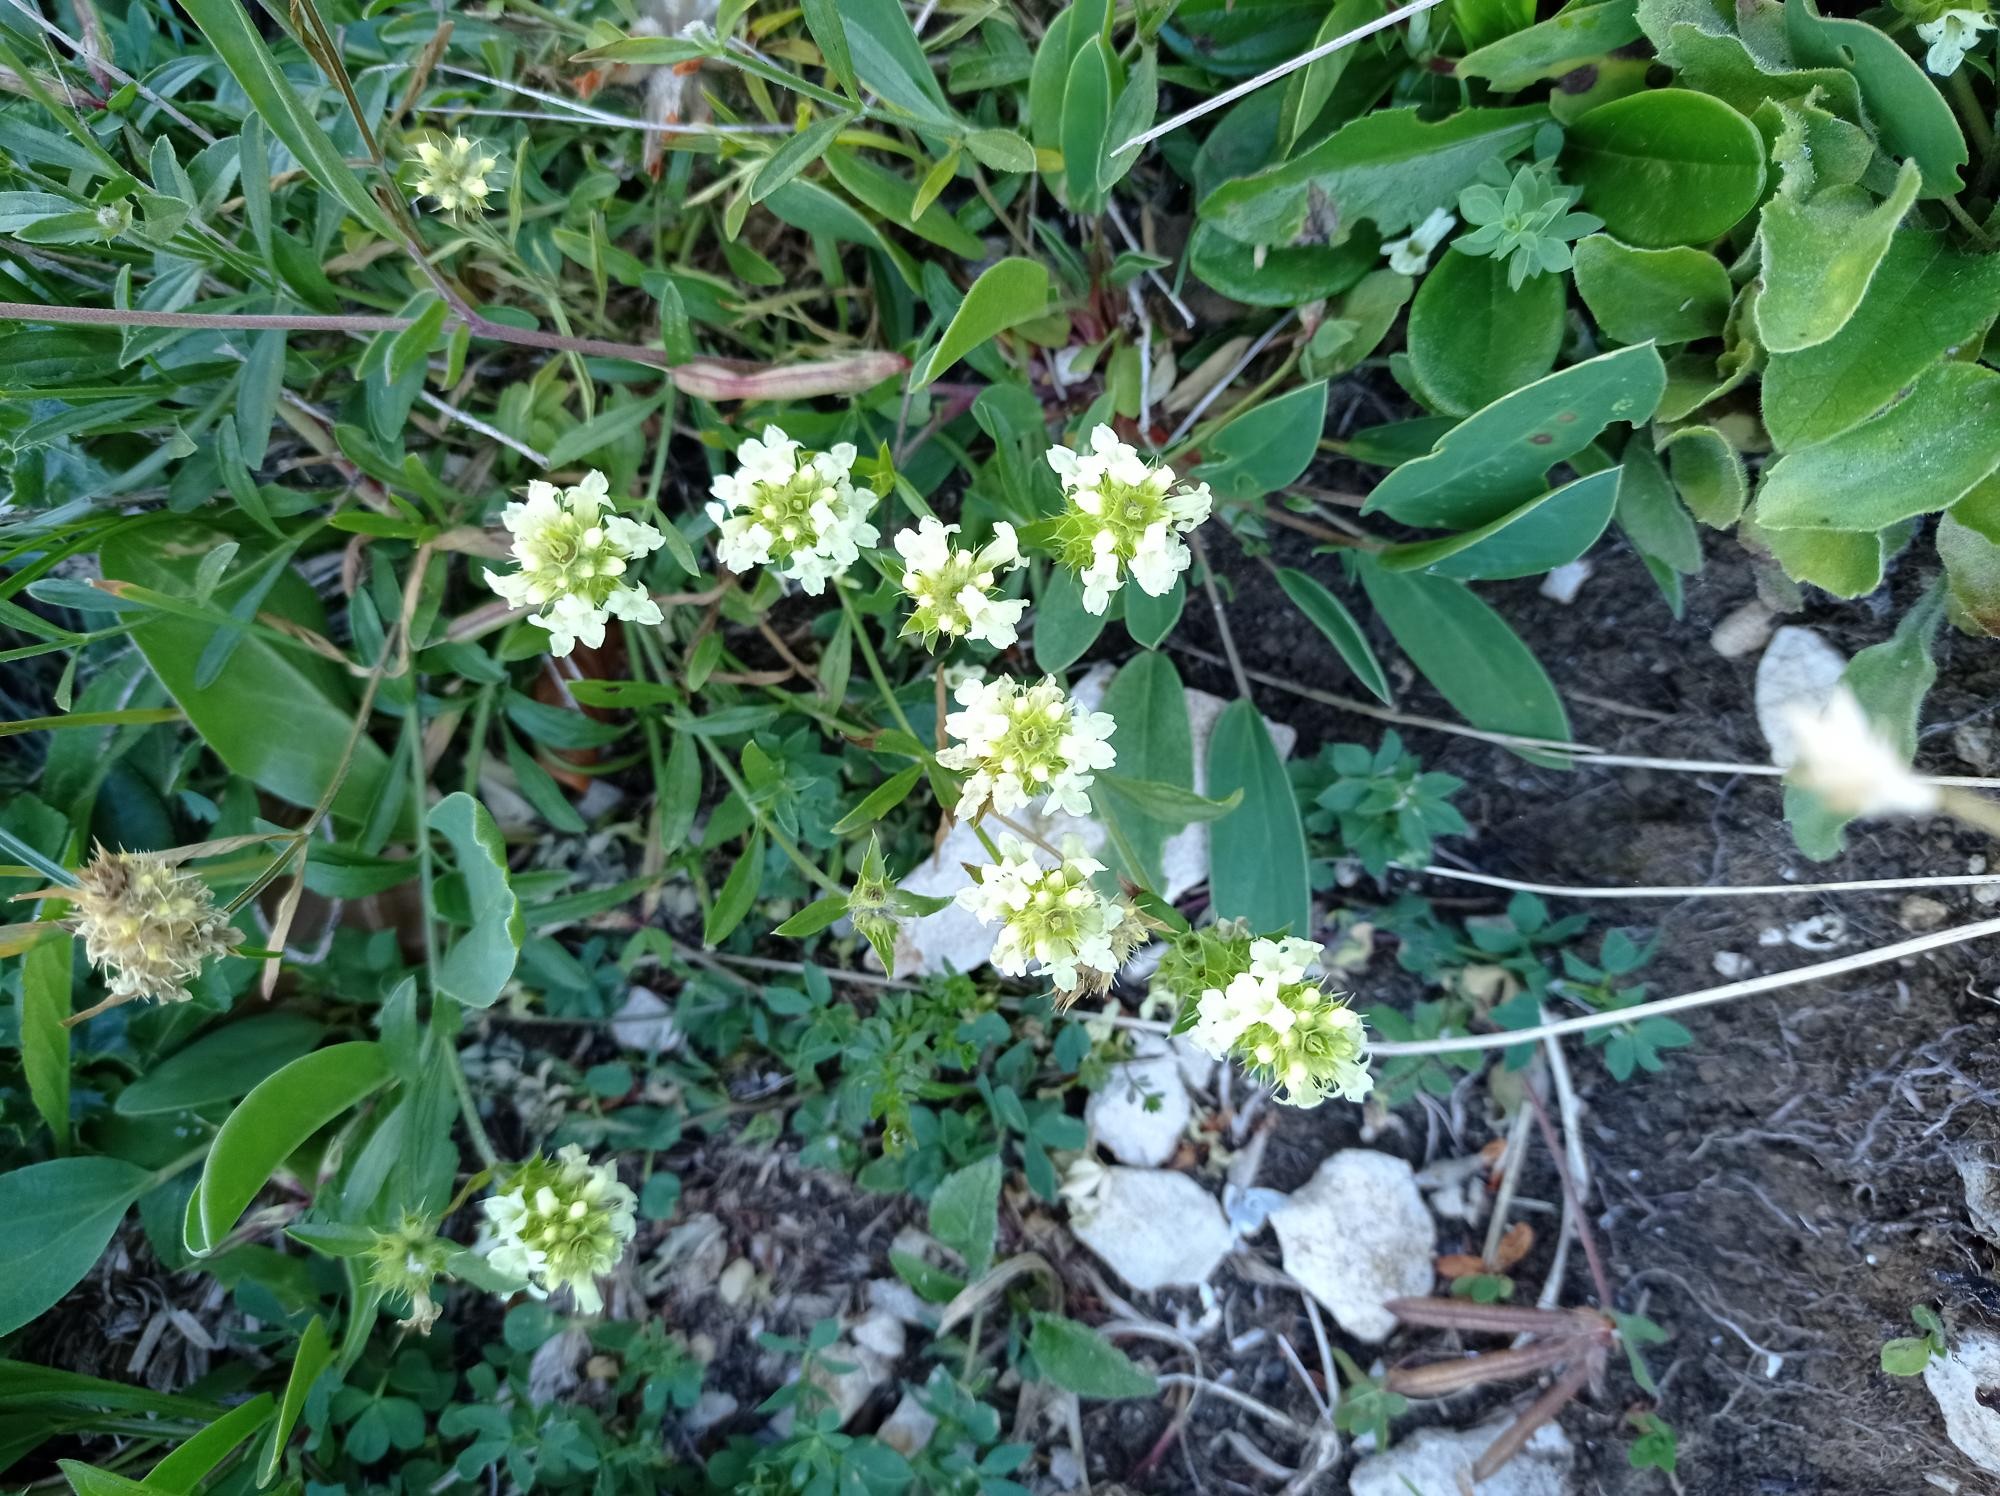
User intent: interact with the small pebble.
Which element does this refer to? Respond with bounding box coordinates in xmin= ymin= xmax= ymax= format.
xmin=1710 ymin=601 xmax=1774 ymax=659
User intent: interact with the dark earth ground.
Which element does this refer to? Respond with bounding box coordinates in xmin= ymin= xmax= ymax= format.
xmin=26 ymin=440 xmax=2000 ymax=1496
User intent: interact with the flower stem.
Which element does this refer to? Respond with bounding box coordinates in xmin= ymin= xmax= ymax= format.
xmin=838 ymin=585 xmax=925 ymax=747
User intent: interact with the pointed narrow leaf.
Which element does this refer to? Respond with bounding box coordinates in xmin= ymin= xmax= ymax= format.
xmin=1275 ymin=568 xmax=1392 ymax=703
xmin=0 ymin=1155 xmax=151 ymax=1334
xmin=1206 ymin=699 xmax=1310 ymax=934
xmin=428 ymin=793 xmax=522 ymax=1009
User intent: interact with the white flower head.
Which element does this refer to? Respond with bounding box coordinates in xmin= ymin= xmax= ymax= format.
xmin=478 ymin=1145 xmax=638 ymax=1316
xmin=1382 ymin=206 xmax=1457 ymax=275
xmin=705 ymin=425 xmax=878 ymax=595
xmin=412 ymin=135 xmax=499 ymax=215
xmin=482 ymin=470 xmax=665 ymax=656
xmin=1919 ymin=8 xmax=1995 ymax=74
xmin=1188 ymin=937 xmax=1372 ymax=1108
xmin=954 ymin=836 xmax=1136 ymax=998
xmin=937 ymin=674 xmax=1117 ymax=819
xmin=1044 ymin=425 xmax=1212 ymax=615
xmin=62 ymin=845 xmax=240 ymax=1006
xmin=893 ymin=516 xmax=1029 ymax=650
xmin=1780 ymin=686 xmax=1941 ymax=820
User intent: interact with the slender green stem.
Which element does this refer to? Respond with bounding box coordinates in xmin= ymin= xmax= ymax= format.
xmin=837 ymin=585 xmax=925 ymax=746
xmin=0 ymin=825 xmax=75 ymax=887
xmin=443 ymin=1034 xmax=503 ymax=1170
xmin=695 ymin=735 xmax=845 ymax=895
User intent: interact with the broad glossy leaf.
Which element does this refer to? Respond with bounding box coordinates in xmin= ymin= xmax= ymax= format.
xmin=117 ymin=1013 xmax=325 ymax=1116
xmin=1563 ymin=90 xmax=1765 ymax=248
xmin=187 ymin=1042 xmax=392 ymax=1255
xmin=1190 ymin=381 xmax=1328 ymax=500
xmin=1763 ymin=230 xmax=2000 ymax=450
xmin=1407 ymin=250 xmax=1563 ymax=417
xmin=1101 ymin=45 xmax=1156 ymax=191
xmin=1365 ymin=344 xmax=1666 ymax=528
xmin=1380 ymin=468 xmax=1621 ymax=580
xmin=1060 ymin=39 xmax=1113 ymax=213
xmin=1206 ymin=699 xmax=1311 ymax=934
xmin=1188 ymin=223 xmax=1378 ymax=305
xmin=1124 ymin=577 xmax=1185 ymax=647
xmin=1200 ymin=106 xmax=1547 ymax=245
xmin=428 ymin=793 xmax=523 ymax=1010
xmin=1457 ymin=0 xmax=1643 ymax=90
xmin=1029 ymin=1314 xmax=1157 ymax=1397
xmin=1095 ymin=653 xmax=1194 ymax=886
xmin=1033 ymin=563 xmax=1110 ymax=672
xmin=1786 ymin=0 xmax=1965 ymax=198
xmin=1755 ymin=362 xmax=2000 ymax=531
xmin=99 ymin=526 xmax=398 ymax=830
xmin=1571 ymin=235 xmax=1730 ymax=345
xmin=1360 ymin=559 xmax=1570 ymax=755
xmin=917 ymin=258 xmax=1051 ymax=386
xmin=1274 ymin=568 xmax=1392 ymax=702
xmin=0 ymin=1157 xmax=151 ymax=1334
xmin=1756 ymin=161 xmax=1921 ymax=354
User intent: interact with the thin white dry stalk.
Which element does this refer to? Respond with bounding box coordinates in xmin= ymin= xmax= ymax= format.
xmin=1115 ymin=0 xmax=1449 ymax=153
xmin=1420 ymin=864 xmax=2000 ymax=900
xmin=1370 ymin=915 xmax=2000 ymax=1057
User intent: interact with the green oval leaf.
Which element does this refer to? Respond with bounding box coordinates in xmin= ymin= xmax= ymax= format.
xmin=916 ymin=258 xmax=1052 ymax=386
xmin=1206 ymin=699 xmax=1310 ymax=934
xmin=428 ymin=792 xmax=523 ymax=1010
xmin=1755 ymin=160 xmax=1921 ymax=354
xmin=1572 ymin=234 xmax=1731 ymax=346
xmin=98 ymin=526 xmax=400 ymax=830
xmin=1033 ymin=563 xmax=1110 ymax=673
xmin=1563 ymin=89 xmax=1766 ymax=247
xmin=188 ymin=1042 xmax=392 ymax=1255
xmin=0 ymin=1155 xmax=151 ymax=1334
xmin=1407 ymin=250 xmax=1564 ymax=417
xmin=1786 ymin=0 xmax=1965 ymax=198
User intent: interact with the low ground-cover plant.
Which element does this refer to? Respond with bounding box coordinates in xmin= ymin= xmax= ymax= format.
xmin=6 ymin=0 xmax=2000 ymax=1488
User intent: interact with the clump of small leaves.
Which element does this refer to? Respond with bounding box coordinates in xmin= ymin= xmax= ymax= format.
xmin=1454 ymin=157 xmax=1602 ymax=288
xmin=1559 ymin=929 xmax=1690 ymax=1081
xmin=1297 ymin=731 xmax=1468 ymax=878
xmin=1881 ymin=1304 xmax=1948 ymax=1375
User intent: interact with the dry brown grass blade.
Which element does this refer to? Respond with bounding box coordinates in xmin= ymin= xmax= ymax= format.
xmin=1385 ymin=1297 xmax=1596 ymax=1336
xmin=1385 ymin=1338 xmax=1576 ymax=1398
xmin=1470 ymin=1350 xmax=1603 ymax=1482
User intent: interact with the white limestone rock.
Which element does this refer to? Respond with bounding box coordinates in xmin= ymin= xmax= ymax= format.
xmin=1270 ymin=1150 xmax=1435 ymax=1342
xmin=1755 ymin=625 xmax=1847 ymax=768
xmin=1926 ymin=1330 xmax=2000 ymax=1474
xmin=1085 ymin=1043 xmax=1192 ymax=1168
xmin=1070 ymin=1167 xmax=1233 ymax=1292
xmin=612 ymin=985 xmax=682 ymax=1054
xmin=1349 ymin=1419 xmax=1574 ymax=1496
